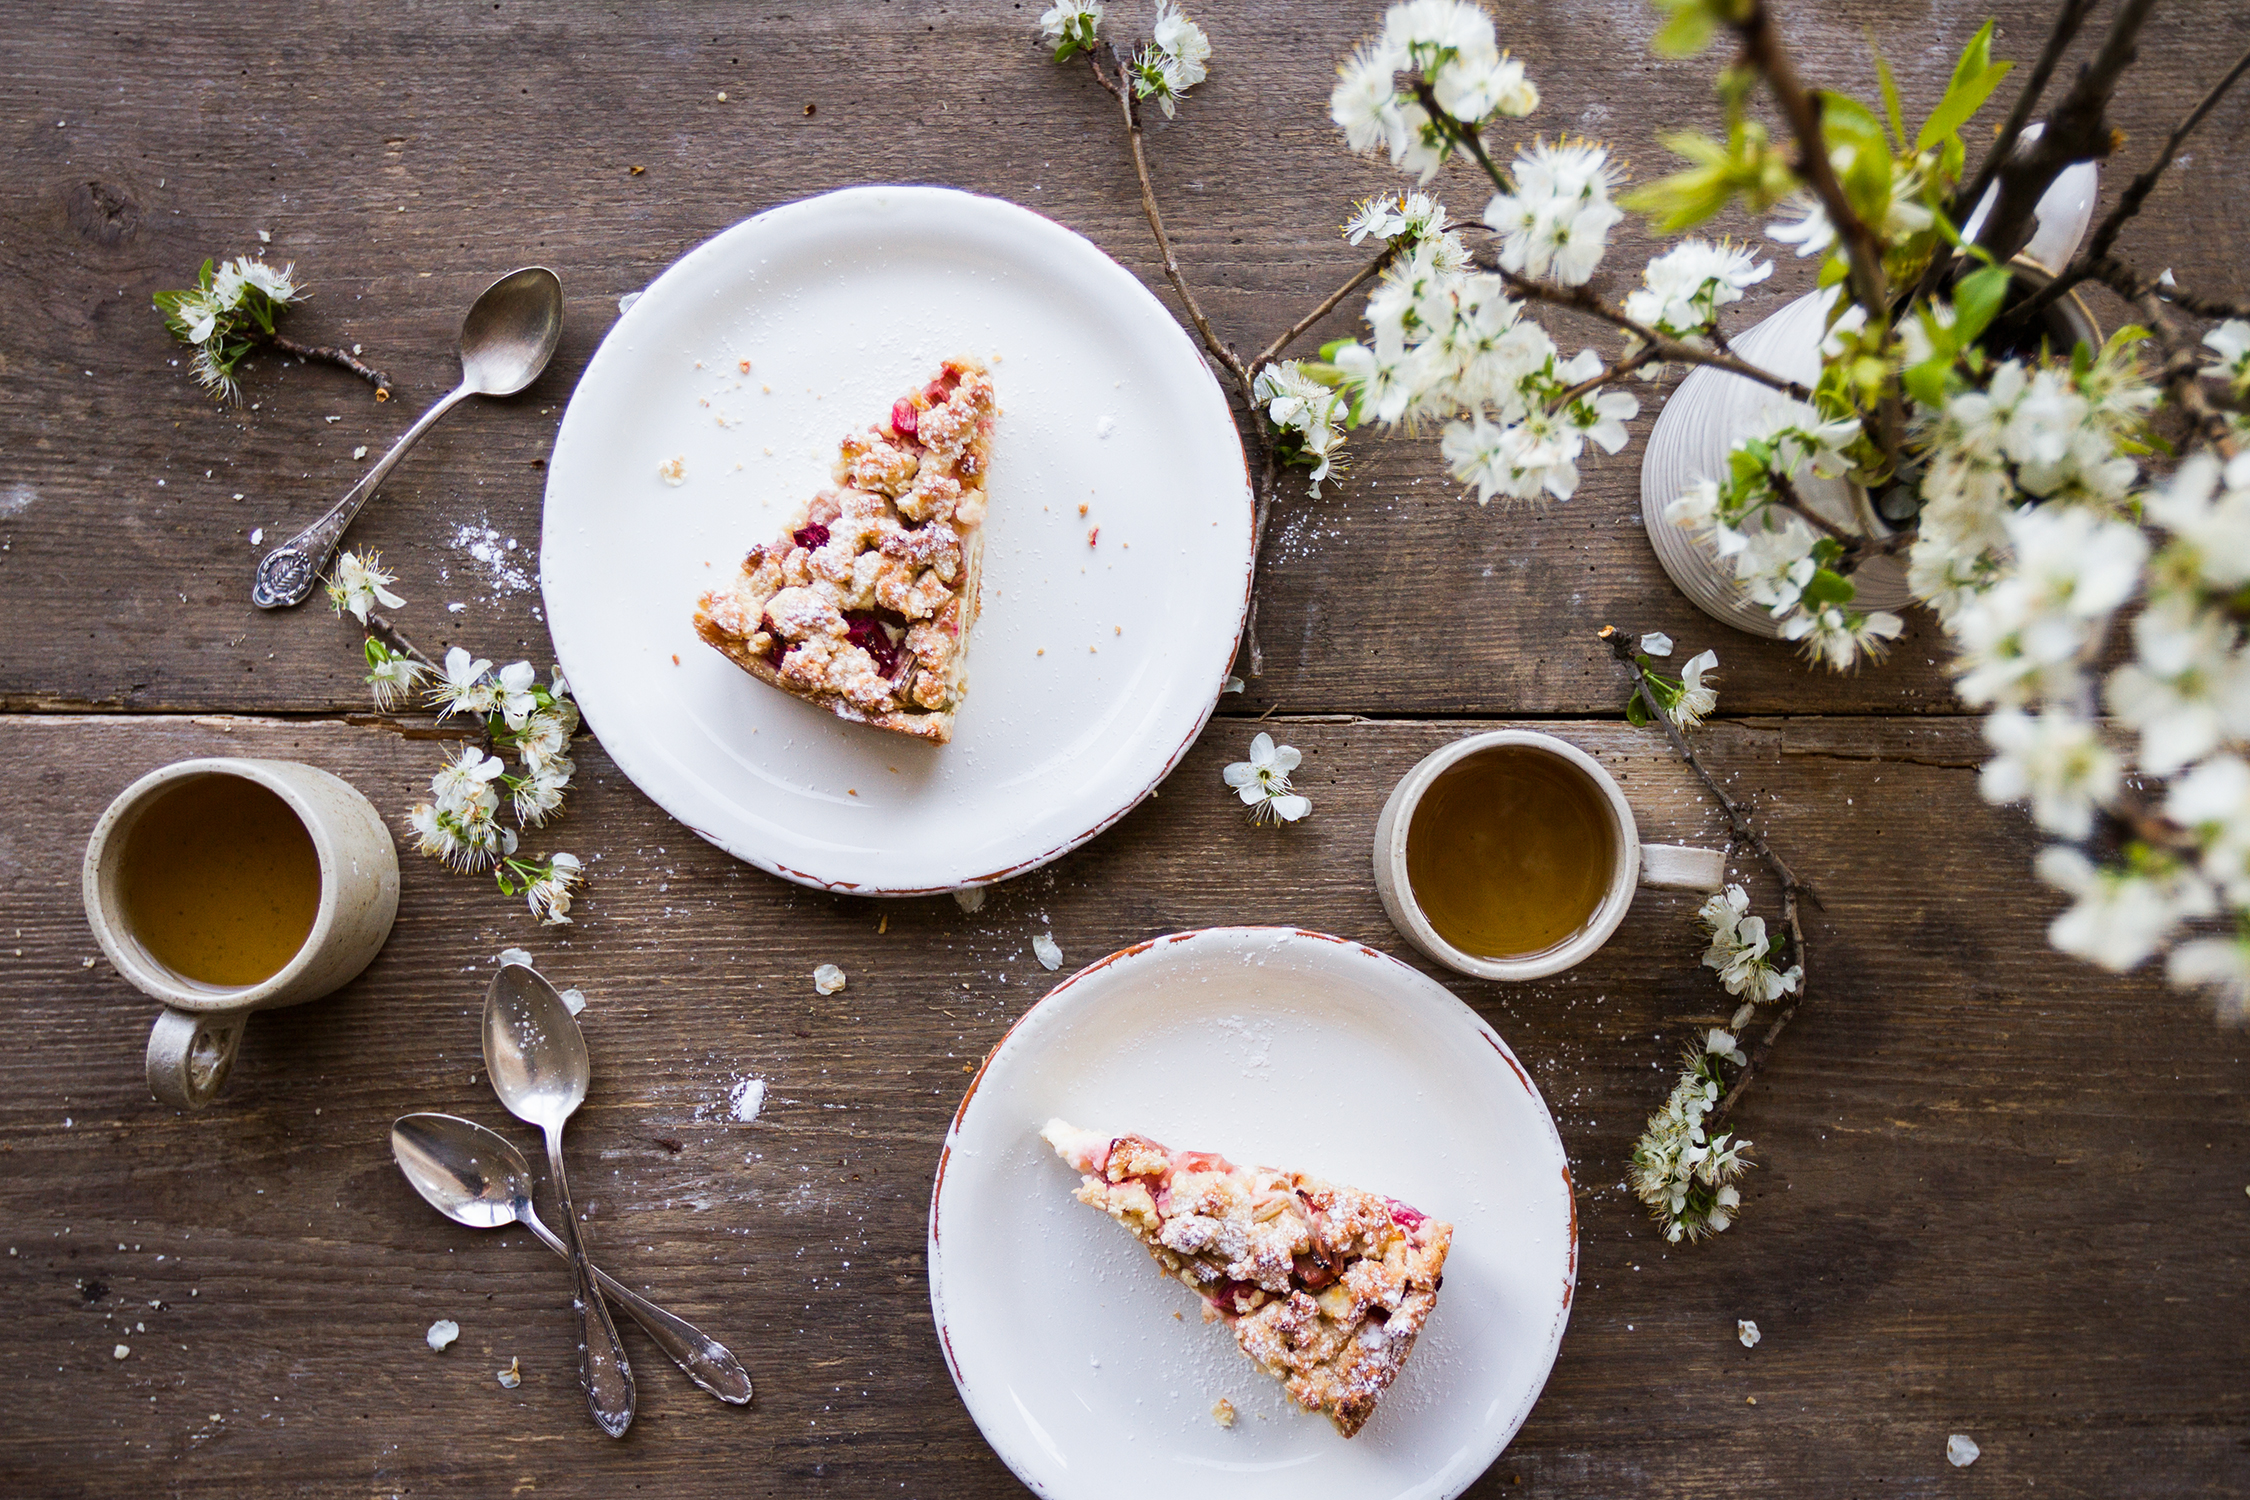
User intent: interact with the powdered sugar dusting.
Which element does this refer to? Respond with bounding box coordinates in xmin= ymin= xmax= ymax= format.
xmin=449 ymin=519 xmax=533 ymax=597
xmin=728 ymin=1077 xmax=768 ymax=1122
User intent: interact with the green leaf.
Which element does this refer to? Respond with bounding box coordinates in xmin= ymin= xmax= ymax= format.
xmin=1917 ymin=23 xmax=2012 ymax=151
xmin=1626 ymin=691 xmax=1652 ymax=727
xmin=1872 ymin=37 xmax=1908 ymax=150
xmin=1951 ymin=262 xmax=2012 ymax=347
xmin=1801 ymin=567 xmax=1858 ymax=607
xmin=1903 ymin=356 xmax=1953 ymax=408
xmin=1651 ymin=0 xmax=1718 ymax=58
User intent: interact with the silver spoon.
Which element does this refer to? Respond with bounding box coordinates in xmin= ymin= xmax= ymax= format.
xmin=390 ymin=1112 xmax=753 ymax=1405
xmin=250 ymin=266 xmax=565 ymax=608
xmin=481 ymin=961 xmax=635 ymax=1438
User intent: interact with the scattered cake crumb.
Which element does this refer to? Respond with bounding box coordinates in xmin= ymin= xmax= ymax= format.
xmin=1032 ymin=932 xmax=1063 ymax=971
xmin=1087 ymin=526 xmax=1099 ymax=546
xmin=739 ymin=358 xmax=752 ymax=373
xmin=1077 ymin=503 xmax=1089 ymax=517
xmin=658 ymin=456 xmax=687 ymax=486
xmin=112 ymin=1344 xmax=129 ymax=1361
xmin=1211 ymin=1398 xmax=1237 ymax=1428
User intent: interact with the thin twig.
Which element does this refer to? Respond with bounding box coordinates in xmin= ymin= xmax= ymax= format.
xmin=1251 ymin=250 xmax=1395 ymax=371
xmin=1107 ymin=48 xmax=1252 ymax=396
xmin=1600 ymin=626 xmax=1816 ymax=1130
xmin=2020 ymin=40 xmax=2250 ymax=327
xmin=1976 ymin=0 xmax=2161 ymax=264
xmin=267 ymin=333 xmax=393 ymax=401
xmin=2135 ymin=286 xmax=2243 ymax=459
xmin=1489 ymin=263 xmax=1817 ymax=401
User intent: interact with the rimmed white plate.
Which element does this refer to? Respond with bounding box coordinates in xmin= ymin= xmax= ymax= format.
xmin=929 ymin=928 xmax=1577 ymax=1500
xmin=541 ymin=186 xmax=1252 ymax=892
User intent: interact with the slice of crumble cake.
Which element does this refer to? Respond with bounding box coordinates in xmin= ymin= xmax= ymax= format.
xmin=1041 ymin=1118 xmax=1452 ymax=1439
xmin=694 ymin=356 xmax=996 ymax=743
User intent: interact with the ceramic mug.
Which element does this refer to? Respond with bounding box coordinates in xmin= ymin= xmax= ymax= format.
xmin=1373 ymin=730 xmax=1725 ymax=981
xmin=82 ymin=758 xmax=399 ymax=1110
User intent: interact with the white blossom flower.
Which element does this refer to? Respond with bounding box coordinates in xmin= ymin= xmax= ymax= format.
xmin=1978 ymin=708 xmax=2118 ymax=839
xmin=1696 ymin=883 xmax=1803 ymax=1003
xmin=1037 ymin=0 xmax=1103 ymax=52
xmin=2167 ymin=933 xmax=2250 ymax=1026
xmin=1253 ymin=360 xmax=1351 ymax=495
xmin=325 ymin=549 xmax=405 ymax=624
xmin=174 ymin=290 xmax=220 ymax=346
xmin=433 ymin=646 xmax=497 ymax=720
xmin=2146 ymin=451 xmax=2250 ymax=591
xmin=1223 ymin=732 xmax=1311 ymax=823
xmin=1704 ymin=1028 xmax=1745 ymax=1065
xmin=238 ymin=258 xmax=296 ymax=303
xmin=1132 ymin=1 xmax=1210 ymax=118
xmin=493 ymin=660 xmax=540 ymax=731
xmin=525 ymin=852 xmax=582 ymax=925
xmin=1623 ymin=239 xmax=1773 ymax=338
xmin=1737 ymin=1319 xmax=1761 ymax=1349
xmin=2166 ymin=754 xmax=2250 ymax=904
xmin=2105 ymin=595 xmax=2250 ymax=775
xmin=1783 ymin=605 xmax=1905 ymax=671
xmin=432 ymin=745 xmax=507 ymax=817
xmin=813 ymin=963 xmax=847 ymax=995
xmin=2035 ymin=845 xmax=2213 ymax=973
xmin=2201 ymin=319 xmax=2250 ymax=387
xmin=512 ymin=757 xmax=574 ymax=827
xmin=1330 ymin=39 xmax=1410 ymax=157
xmin=363 ymin=639 xmax=427 ymax=712
xmin=1765 ymin=193 xmax=1835 ymax=258
xmin=1670 ymin=649 xmax=1719 ymax=729
xmin=1482 ymin=139 xmax=1623 ymax=286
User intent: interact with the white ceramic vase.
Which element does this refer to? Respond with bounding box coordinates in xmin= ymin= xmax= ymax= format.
xmin=1640 ymin=144 xmax=2103 ymax=639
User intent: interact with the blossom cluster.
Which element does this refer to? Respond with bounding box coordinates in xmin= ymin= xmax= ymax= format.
xmin=1038 ymin=1 xmax=1211 ymax=117
xmin=1628 ymin=1046 xmax=1750 ymax=1244
xmin=1698 ymin=884 xmax=1802 ymax=1010
xmin=152 ymin=255 xmax=302 ymax=403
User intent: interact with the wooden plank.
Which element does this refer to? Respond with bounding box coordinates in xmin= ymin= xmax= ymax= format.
xmin=0 ymin=710 xmax=2242 ymax=1495
xmin=1 ymin=1 xmax=2245 ymax=714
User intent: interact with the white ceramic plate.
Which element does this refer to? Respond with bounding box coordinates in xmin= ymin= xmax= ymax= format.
xmin=541 ymin=187 xmax=1253 ymax=892
xmin=929 ymin=928 xmax=1578 ymax=1500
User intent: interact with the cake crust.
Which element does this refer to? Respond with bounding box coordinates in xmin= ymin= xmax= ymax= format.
xmin=694 ymin=356 xmax=996 ymax=743
xmin=1042 ymin=1118 xmax=1453 ymax=1439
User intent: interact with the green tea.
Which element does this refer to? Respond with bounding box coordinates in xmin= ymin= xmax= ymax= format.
xmin=1405 ymin=746 xmax=1616 ymax=959
xmin=121 ymin=776 xmax=321 ymax=987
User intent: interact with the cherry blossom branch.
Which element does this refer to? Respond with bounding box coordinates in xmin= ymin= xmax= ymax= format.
xmin=367 ymin=610 xmax=437 ymax=669
xmin=1600 ymin=625 xmax=1816 ymax=1129
xmin=267 ymin=333 xmax=393 ymax=401
xmin=1726 ymin=0 xmax=1908 ymax=478
xmin=1251 ymin=250 xmax=1395 ymax=370
xmin=1948 ymin=0 xmax=2103 ymax=246
xmin=1486 ymin=263 xmax=1817 ymax=402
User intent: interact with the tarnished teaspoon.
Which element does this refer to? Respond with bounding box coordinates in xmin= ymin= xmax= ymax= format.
xmin=251 ymin=266 xmax=564 ymax=608
xmin=390 ymin=1112 xmax=752 ymax=1405
xmin=482 ymin=961 xmax=635 ymax=1438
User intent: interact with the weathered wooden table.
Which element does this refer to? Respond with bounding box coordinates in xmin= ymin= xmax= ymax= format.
xmin=4 ymin=2 xmax=2246 ymax=1494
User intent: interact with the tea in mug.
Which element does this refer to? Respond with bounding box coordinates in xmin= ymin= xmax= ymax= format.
xmin=1405 ymin=746 xmax=1616 ymax=959
xmin=120 ymin=776 xmax=322 ymax=987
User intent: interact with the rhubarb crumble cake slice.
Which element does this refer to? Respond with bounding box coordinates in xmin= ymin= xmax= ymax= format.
xmin=693 ymin=356 xmax=996 ymax=744
xmin=1041 ymin=1119 xmax=1452 ymax=1439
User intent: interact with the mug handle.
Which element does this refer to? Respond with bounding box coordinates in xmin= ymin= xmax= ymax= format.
xmin=146 ymin=1008 xmax=248 ymax=1110
xmin=1640 ymin=844 xmax=1726 ymax=892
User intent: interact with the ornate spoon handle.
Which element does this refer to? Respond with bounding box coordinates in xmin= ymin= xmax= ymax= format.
xmin=516 ymin=1210 xmax=753 ymax=1405
xmin=250 ymin=382 xmax=470 ymax=608
xmin=544 ymin=1125 xmax=636 ymax=1438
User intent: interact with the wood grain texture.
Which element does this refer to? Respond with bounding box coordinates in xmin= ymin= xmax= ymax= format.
xmin=1 ymin=0 xmax=2246 ymax=714
xmin=1 ymin=710 xmax=2243 ymax=1496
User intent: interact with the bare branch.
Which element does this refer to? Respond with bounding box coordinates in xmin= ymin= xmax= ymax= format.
xmin=267 ymin=333 xmax=393 ymax=401
xmin=1251 ymin=250 xmax=1395 ymax=371
xmin=1108 ymin=53 xmax=1252 ymax=397
xmin=1977 ymin=0 xmax=2162 ymax=264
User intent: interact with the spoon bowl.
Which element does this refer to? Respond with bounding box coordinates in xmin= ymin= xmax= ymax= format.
xmin=481 ymin=961 xmax=590 ymax=1129
xmin=459 ymin=267 xmax=566 ymax=397
xmin=391 ymin=1111 xmax=532 ymax=1231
